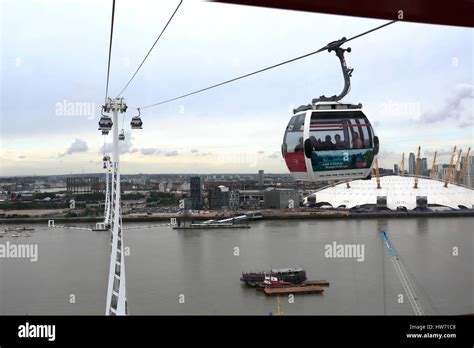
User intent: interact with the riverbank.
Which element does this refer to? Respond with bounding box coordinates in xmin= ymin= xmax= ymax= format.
xmin=1 ymin=209 xmax=473 ymax=224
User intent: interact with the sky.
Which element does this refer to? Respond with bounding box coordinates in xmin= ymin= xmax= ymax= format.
xmin=0 ymin=0 xmax=473 ymax=176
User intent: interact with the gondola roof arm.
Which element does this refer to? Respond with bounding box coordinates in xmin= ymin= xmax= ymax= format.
xmin=294 ymin=37 xmax=354 ymax=113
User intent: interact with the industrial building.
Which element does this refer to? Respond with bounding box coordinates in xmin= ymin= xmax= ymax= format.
xmin=264 ymin=188 xmax=299 ymax=209
xmin=238 ymin=190 xmax=263 ymax=209
xmin=66 ymin=177 xmax=100 ymax=196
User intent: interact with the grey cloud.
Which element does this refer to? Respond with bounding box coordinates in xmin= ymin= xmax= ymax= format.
xmin=190 ymin=149 xmax=199 ymax=153
xmin=424 ymin=148 xmax=456 ymax=157
xmin=140 ymin=148 xmax=159 ymax=155
xmin=268 ymin=152 xmax=279 ymax=159
xmin=164 ymin=150 xmax=178 ymax=157
xmin=60 ymin=138 xmax=88 ymax=157
xmin=420 ymin=84 xmax=473 ymax=125
xmin=378 ymin=150 xmax=399 ymax=158
xmin=138 ymin=148 xmax=178 ymax=156
xmin=458 ymin=120 xmax=473 ymax=128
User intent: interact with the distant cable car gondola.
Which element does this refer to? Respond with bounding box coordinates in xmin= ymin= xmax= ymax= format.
xmin=98 ymin=106 xmax=113 ymax=132
xmin=102 ymin=154 xmax=110 ymax=169
xmin=119 ymin=130 xmax=125 ymax=141
xmin=282 ymin=38 xmax=379 ymax=182
xmin=130 ymin=108 xmax=143 ymax=129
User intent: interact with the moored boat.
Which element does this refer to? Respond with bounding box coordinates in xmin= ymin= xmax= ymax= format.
xmin=241 ymin=267 xmax=307 ymax=286
xmin=256 ymin=275 xmax=292 ymax=290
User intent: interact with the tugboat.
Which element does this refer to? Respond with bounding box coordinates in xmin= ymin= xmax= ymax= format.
xmin=256 ymin=275 xmax=292 ymax=290
xmin=241 ymin=267 xmax=307 ymax=287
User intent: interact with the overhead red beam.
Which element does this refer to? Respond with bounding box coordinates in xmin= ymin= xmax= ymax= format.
xmin=213 ymin=0 xmax=474 ymax=28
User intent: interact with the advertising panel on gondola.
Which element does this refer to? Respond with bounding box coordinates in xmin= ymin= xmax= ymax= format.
xmin=310 ymin=149 xmax=374 ymax=171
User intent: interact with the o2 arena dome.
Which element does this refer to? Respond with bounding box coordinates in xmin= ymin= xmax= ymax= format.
xmin=306 ymin=175 xmax=474 ymax=211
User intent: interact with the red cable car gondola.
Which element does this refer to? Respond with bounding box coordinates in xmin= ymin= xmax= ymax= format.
xmin=282 ymin=38 xmax=379 ymax=182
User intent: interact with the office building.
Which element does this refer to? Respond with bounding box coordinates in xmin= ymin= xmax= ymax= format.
xmin=258 ymin=170 xmax=264 ymax=190
xmin=408 ymin=153 xmax=416 ymax=175
xmin=208 ymin=185 xmax=230 ymax=210
xmin=421 ymin=158 xmax=428 ymax=176
xmin=190 ymin=176 xmax=202 ymax=210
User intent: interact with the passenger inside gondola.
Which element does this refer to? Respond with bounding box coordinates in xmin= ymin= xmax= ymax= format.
xmin=334 ymin=134 xmax=346 ymax=149
xmin=294 ymin=137 xmax=304 ymax=152
xmin=322 ymin=135 xmax=335 ymax=150
xmin=309 ymin=136 xmax=321 ymax=151
xmin=316 ymin=138 xmax=323 ymax=150
xmin=351 ymin=132 xmax=364 ymax=149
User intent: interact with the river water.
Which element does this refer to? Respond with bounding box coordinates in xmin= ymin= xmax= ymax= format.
xmin=0 ymin=217 xmax=472 ymax=315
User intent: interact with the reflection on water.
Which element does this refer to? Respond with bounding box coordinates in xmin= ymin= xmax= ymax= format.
xmin=0 ymin=217 xmax=472 ymax=315
xmin=416 ymin=218 xmax=429 ymax=234
xmin=376 ymin=219 xmax=388 ymax=233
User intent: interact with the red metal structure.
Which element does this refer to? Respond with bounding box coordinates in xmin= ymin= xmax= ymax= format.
xmin=213 ymin=0 xmax=474 ymax=27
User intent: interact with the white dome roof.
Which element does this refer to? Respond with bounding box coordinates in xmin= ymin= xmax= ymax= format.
xmin=310 ymin=175 xmax=474 ymax=210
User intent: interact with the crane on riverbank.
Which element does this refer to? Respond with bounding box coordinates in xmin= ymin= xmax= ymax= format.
xmin=380 ymin=230 xmax=424 ymax=315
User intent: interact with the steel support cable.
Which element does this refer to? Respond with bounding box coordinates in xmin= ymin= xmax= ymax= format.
xmin=138 ymin=20 xmax=397 ymax=110
xmin=116 ymin=0 xmax=183 ymax=97
xmin=105 ymin=0 xmax=116 ymax=100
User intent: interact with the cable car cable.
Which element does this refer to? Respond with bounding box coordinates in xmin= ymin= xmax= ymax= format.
xmin=400 ymin=255 xmax=440 ymax=314
xmin=116 ymin=0 xmax=183 ymax=98
xmin=105 ymin=0 xmax=116 ymax=101
xmin=137 ymin=20 xmax=397 ymax=110
xmin=340 ymin=19 xmax=397 ymax=45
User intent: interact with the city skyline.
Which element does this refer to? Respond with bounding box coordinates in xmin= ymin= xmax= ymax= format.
xmin=1 ymin=150 xmax=471 ymax=178
xmin=1 ymin=0 xmax=473 ymax=176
